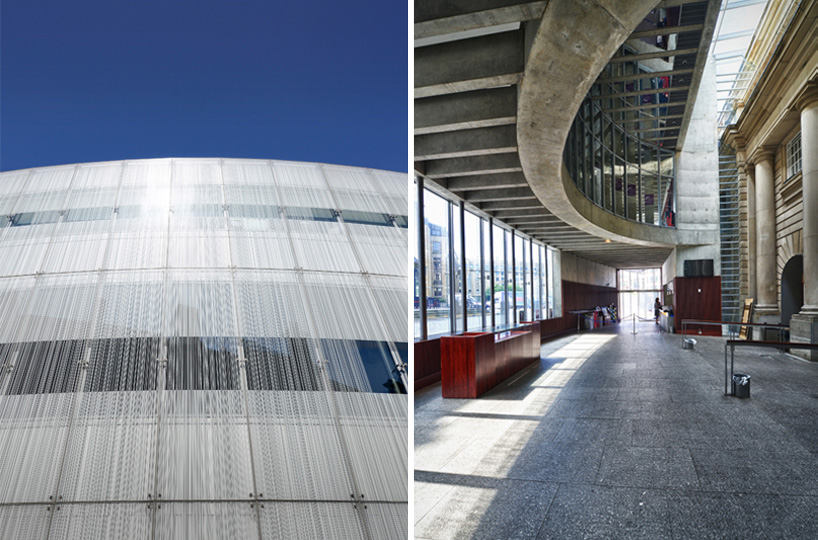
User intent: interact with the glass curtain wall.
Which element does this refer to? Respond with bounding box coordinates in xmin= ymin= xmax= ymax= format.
xmin=414 ymin=182 xmax=558 ymax=339
xmin=0 ymin=159 xmax=409 ymax=540
xmin=565 ymin=97 xmax=676 ymax=227
xmin=533 ymin=244 xmax=541 ymax=320
xmin=464 ymin=211 xmax=482 ymax=330
xmin=546 ymin=247 xmax=555 ymax=318
xmin=423 ymin=191 xmax=451 ymax=337
xmin=618 ymin=268 xmax=662 ymax=319
xmin=481 ymin=219 xmax=491 ymax=326
xmin=452 ymin=209 xmax=463 ymax=333
xmin=493 ymin=224 xmax=508 ymax=327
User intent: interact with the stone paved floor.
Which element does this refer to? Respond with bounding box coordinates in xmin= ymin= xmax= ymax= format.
xmin=414 ymin=322 xmax=818 ymax=539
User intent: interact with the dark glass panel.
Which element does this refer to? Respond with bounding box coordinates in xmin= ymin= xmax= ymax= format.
xmin=166 ymin=337 xmax=239 ymax=390
xmin=244 ymin=337 xmax=324 ymax=391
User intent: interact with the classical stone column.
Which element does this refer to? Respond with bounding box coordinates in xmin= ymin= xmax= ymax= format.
xmin=753 ymin=149 xmax=778 ymax=318
xmin=745 ymin=162 xmax=756 ymax=300
xmin=791 ymin=84 xmax=818 ymax=358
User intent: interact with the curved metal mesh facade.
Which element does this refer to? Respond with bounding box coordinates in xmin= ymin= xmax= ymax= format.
xmin=0 ymin=158 xmax=408 ymax=539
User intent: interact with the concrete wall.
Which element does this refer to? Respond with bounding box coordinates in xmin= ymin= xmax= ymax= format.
xmin=673 ymin=55 xmax=722 ymax=277
xmin=560 ymin=251 xmax=616 ymax=288
xmin=662 ymin=250 xmax=676 ymax=285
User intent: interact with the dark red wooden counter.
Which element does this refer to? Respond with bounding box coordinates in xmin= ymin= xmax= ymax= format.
xmin=441 ymin=322 xmax=540 ymax=398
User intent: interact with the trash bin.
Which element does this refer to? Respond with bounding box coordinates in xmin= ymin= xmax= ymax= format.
xmin=732 ymin=373 xmax=751 ymax=398
xmin=683 ymin=338 xmax=696 ymax=350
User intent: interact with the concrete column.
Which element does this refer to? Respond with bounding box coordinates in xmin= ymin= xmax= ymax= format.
xmin=753 ymin=149 xmax=778 ymax=318
xmin=791 ymin=84 xmax=818 ymax=359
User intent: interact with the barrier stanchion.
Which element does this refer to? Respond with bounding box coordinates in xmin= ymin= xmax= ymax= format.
xmin=631 ymin=313 xmax=637 ymax=335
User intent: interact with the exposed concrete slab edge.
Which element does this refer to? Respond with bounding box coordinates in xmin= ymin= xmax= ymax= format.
xmin=517 ymin=0 xmax=682 ymax=249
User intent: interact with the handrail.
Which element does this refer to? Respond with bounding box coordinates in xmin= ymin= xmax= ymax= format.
xmin=569 ymin=308 xmax=614 ymax=332
xmin=723 ymin=340 xmax=818 ymax=395
xmin=680 ymin=319 xmax=788 ymax=348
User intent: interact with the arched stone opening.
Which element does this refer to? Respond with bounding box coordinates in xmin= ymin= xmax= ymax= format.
xmin=781 ymin=254 xmax=804 ymax=326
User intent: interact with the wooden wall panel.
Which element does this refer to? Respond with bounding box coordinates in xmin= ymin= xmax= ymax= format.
xmin=561 ymin=280 xmax=618 ymax=331
xmin=673 ymin=276 xmax=722 ymax=335
xmin=538 ymin=317 xmax=573 ymax=342
xmin=415 ymin=338 xmax=442 ymax=391
xmin=441 ymin=323 xmax=540 ymax=399
xmin=416 ymin=279 xmax=616 ymax=392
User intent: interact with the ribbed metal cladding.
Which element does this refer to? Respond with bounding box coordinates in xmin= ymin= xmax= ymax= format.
xmin=0 ymin=158 xmax=408 ymax=540
xmin=719 ymin=143 xmax=741 ymax=323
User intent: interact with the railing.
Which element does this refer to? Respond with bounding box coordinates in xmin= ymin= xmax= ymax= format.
xmin=723 ymin=340 xmax=818 ymax=395
xmin=569 ymin=309 xmax=620 ymax=332
xmin=679 ymin=319 xmax=789 ymax=348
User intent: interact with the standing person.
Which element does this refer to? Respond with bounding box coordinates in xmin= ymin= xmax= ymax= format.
xmin=654 ymin=298 xmax=662 ymax=324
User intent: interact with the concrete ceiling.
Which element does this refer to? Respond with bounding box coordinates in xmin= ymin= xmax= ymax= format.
xmin=414 ymin=0 xmax=720 ymax=269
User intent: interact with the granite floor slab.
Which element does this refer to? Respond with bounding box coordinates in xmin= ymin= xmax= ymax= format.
xmin=414 ymin=322 xmax=818 ymax=539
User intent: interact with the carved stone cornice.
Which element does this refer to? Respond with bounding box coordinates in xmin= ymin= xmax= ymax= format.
xmin=722 ymin=125 xmax=745 ymax=152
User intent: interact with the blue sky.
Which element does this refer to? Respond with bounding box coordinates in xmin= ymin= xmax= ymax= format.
xmin=0 ymin=0 xmax=408 ymax=172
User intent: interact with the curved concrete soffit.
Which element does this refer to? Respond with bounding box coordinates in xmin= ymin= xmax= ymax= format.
xmin=517 ymin=0 xmax=677 ymax=248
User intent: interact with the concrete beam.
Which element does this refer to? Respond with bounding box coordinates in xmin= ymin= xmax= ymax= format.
xmin=526 ymin=228 xmax=594 ymax=235
xmin=415 ymin=30 xmax=524 ymax=98
xmin=608 ymin=47 xmax=699 ymax=63
xmin=503 ymin=219 xmax=563 ymax=227
xmin=618 ymin=114 xmax=685 ymax=123
xmin=415 ymin=2 xmax=546 ymax=39
xmin=643 ymin=135 xmax=681 ymax=141
xmin=445 ymin=171 xmax=528 ymax=191
xmin=415 ymin=87 xmax=517 ymax=135
xmin=463 ymin=187 xmax=535 ymax=202
xmin=595 ymin=68 xmax=695 ymax=84
xmin=415 ymin=0 xmax=539 ymax=23
xmin=415 ymin=125 xmax=517 ymax=160
xmin=423 ymin=153 xmax=522 ymax=178
xmin=592 ymin=85 xmax=690 ymax=99
xmin=627 ymin=23 xmax=703 ymax=40
xmin=520 ymin=224 xmax=581 ymax=230
xmin=492 ymin=208 xmax=554 ymax=219
xmin=603 ymin=99 xmax=686 ymax=113
xmin=658 ymin=0 xmax=692 ymax=8
xmin=479 ymin=200 xmax=545 ymax=212
xmin=628 ymin=125 xmax=681 ymax=134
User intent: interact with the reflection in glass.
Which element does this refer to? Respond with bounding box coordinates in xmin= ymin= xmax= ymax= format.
xmin=492 ymin=224 xmax=507 ymax=327
xmin=453 ymin=207 xmax=463 ymax=333
xmin=533 ymin=244 xmax=541 ymax=320
xmin=424 ymin=190 xmax=451 ymax=336
xmin=413 ymin=181 xmax=421 ymax=338
xmin=464 ymin=211 xmax=482 ymax=331
xmin=514 ymin=234 xmax=524 ymax=325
